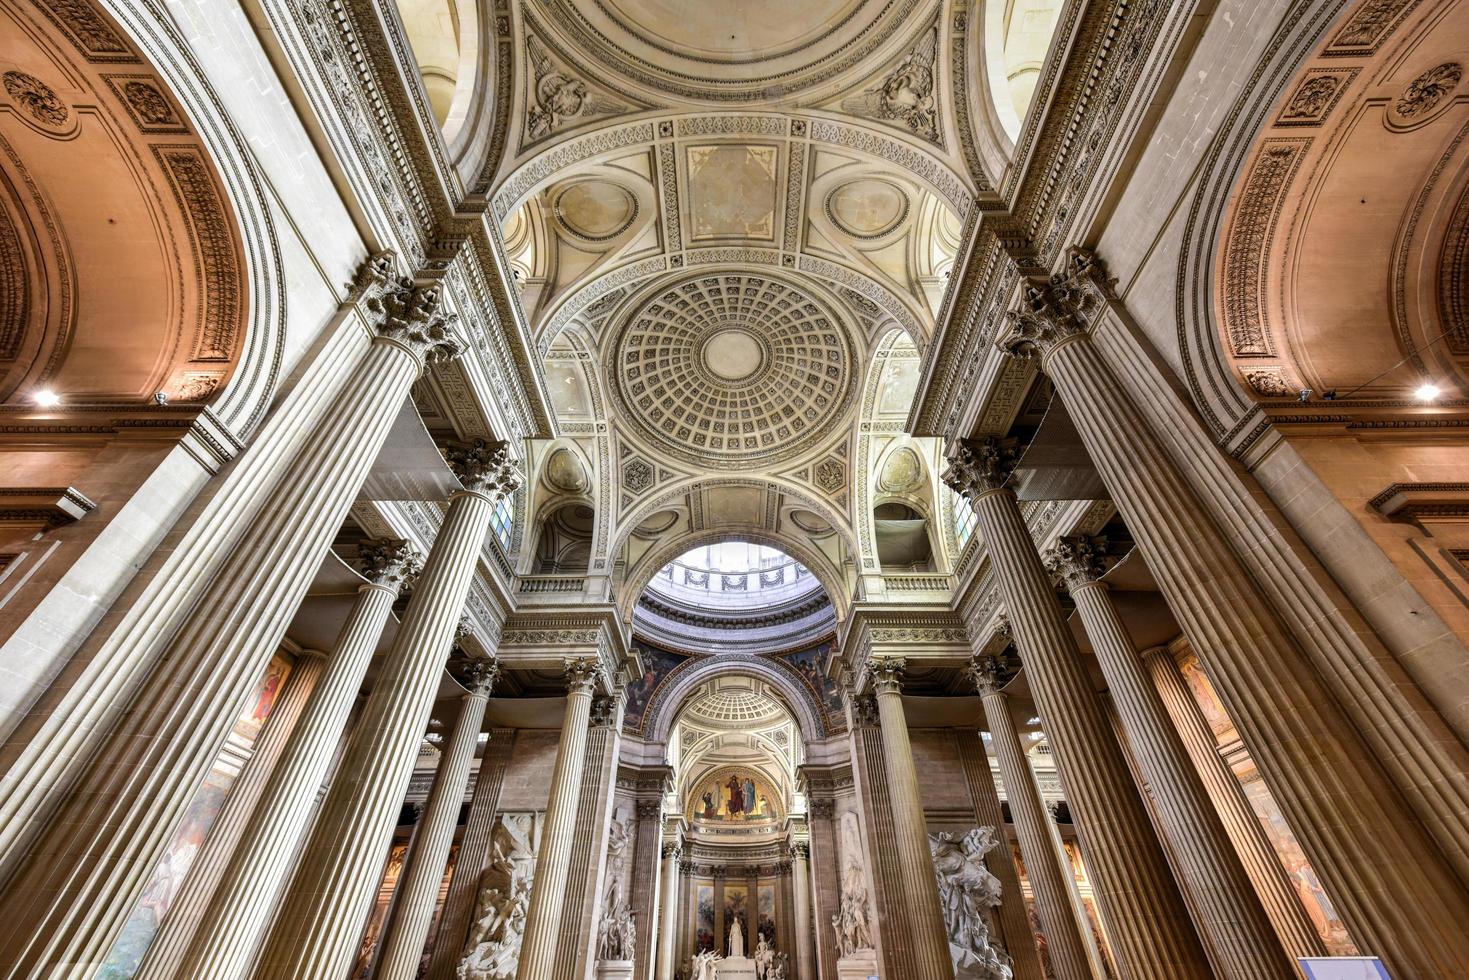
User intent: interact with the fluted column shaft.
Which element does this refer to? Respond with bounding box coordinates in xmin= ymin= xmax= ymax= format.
xmin=376 ymin=670 xmax=494 ymax=980
xmin=0 ymin=271 xmax=456 ymax=976
xmin=656 ymin=841 xmax=682 ymax=980
xmin=170 ymin=542 xmax=415 ymax=979
xmin=790 ymin=842 xmax=817 ymax=980
xmin=256 ymin=473 xmax=509 ymax=978
xmin=867 ymin=659 xmax=953 ymax=980
xmin=974 ymin=678 xmax=1093 ymax=980
xmin=967 ymin=485 xmax=1210 ymax=979
xmin=135 ymin=648 xmax=326 ymax=980
xmin=515 ymin=661 xmax=601 ymax=979
xmin=1029 ymin=314 xmax=1469 ymax=974
xmin=1142 ymin=646 xmax=1325 ymax=959
xmin=1061 ymin=565 xmax=1294 ymax=980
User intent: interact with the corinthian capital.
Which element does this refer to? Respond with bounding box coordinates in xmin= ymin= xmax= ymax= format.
xmin=365 ymin=275 xmax=464 ymax=366
xmin=868 ymin=656 xmax=905 ymax=696
xmin=564 ymin=657 xmax=603 ymax=696
xmin=444 ymin=439 xmax=523 ymax=500
xmin=996 ymin=248 xmax=1114 ymax=362
xmin=942 ymin=437 xmax=1017 ymax=498
xmin=456 ymin=656 xmax=500 ymax=694
xmin=358 ymin=538 xmax=421 ymax=593
xmin=966 ymin=652 xmax=1008 ymax=695
xmin=1045 ymin=535 xmax=1108 ymax=593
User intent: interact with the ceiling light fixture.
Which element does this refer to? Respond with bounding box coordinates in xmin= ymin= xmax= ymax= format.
xmin=1415 ymin=382 xmax=1442 ymax=403
xmin=34 ymin=389 xmax=60 ymax=408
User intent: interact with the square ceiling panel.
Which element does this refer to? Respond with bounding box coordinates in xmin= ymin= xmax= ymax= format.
xmin=685 ymin=143 xmax=778 ymax=241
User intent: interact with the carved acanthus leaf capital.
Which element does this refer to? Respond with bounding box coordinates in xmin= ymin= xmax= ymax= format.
xmin=1045 ymin=535 xmax=1108 ymax=593
xmin=967 ymin=652 xmax=1009 ymax=695
xmin=564 ymin=657 xmax=603 ymax=696
xmin=357 ymin=538 xmax=421 ymax=592
xmin=662 ymin=841 xmax=682 ymax=860
xmin=943 ymin=437 xmax=1017 ymax=500
xmin=790 ymin=841 xmax=810 ymax=861
xmin=589 ymin=693 xmax=622 ymax=727
xmin=847 ymin=692 xmax=880 ymax=728
xmin=365 ymin=274 xmax=464 ymax=367
xmin=996 ymin=248 xmax=1114 ymax=362
xmin=444 ymin=439 xmax=523 ymax=500
xmin=456 ymin=655 xmax=500 ymax=694
xmin=868 ymin=656 xmax=906 ymax=696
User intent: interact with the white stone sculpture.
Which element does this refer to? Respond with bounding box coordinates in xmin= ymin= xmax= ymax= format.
xmin=728 ymin=915 xmax=745 ymax=957
xmin=833 ymin=811 xmax=876 ymax=958
xmin=459 ymin=815 xmax=537 ymax=980
xmin=690 ymin=949 xmax=723 ymax=980
xmin=929 ymin=827 xmax=1015 ymax=980
xmin=596 ymin=896 xmax=637 ymax=961
xmin=754 ymin=935 xmax=774 ymax=978
xmin=767 ymin=951 xmax=790 ymax=980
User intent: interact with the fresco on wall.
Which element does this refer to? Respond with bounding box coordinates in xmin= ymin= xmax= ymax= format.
xmin=690 ymin=769 xmax=781 ymax=823
xmin=623 ymin=642 xmax=690 ymax=734
xmin=757 ymin=881 xmax=776 ymax=946
xmin=775 ymin=642 xmax=844 ymax=729
xmin=696 ymin=883 xmax=716 ymax=952
xmin=97 ymin=653 xmax=295 ymax=978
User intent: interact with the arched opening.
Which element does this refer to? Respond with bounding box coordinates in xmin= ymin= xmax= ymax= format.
xmin=531 ymin=500 xmax=594 ymax=574
xmin=983 ymin=0 xmax=1065 ymax=140
xmin=872 ymin=500 xmax=935 ymax=570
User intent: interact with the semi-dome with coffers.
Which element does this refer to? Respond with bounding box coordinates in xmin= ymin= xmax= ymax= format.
xmin=607 ymin=273 xmax=856 ymax=469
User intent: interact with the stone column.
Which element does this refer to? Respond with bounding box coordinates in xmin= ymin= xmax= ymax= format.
xmin=1050 ymin=536 xmax=1295 ymax=980
xmin=953 ymin=727 xmax=1047 ymax=980
xmin=789 ymin=841 xmax=817 ymax=980
xmin=995 ymin=248 xmax=1469 ymax=975
xmin=135 ymin=644 xmax=328 ymax=980
xmin=1142 ymin=646 xmax=1326 ymax=959
xmin=255 ymin=443 xmax=521 ymax=979
xmin=0 ymin=264 xmax=462 ymax=974
xmin=866 ymin=658 xmax=954 ymax=980
xmin=656 ymin=838 xmax=682 ymax=980
xmin=969 ymin=656 xmax=1092 ymax=980
xmin=946 ymin=446 xmax=1210 ymax=980
xmin=376 ymin=659 xmax=498 ymax=980
xmin=164 ymin=540 xmax=418 ymax=980
xmin=515 ymin=658 xmax=603 ymax=979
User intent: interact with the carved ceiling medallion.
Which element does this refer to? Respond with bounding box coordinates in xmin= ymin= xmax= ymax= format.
xmin=608 ymin=273 xmax=856 ymax=469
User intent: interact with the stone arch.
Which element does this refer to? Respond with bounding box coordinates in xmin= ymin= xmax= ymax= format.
xmin=644 ymin=654 xmax=829 ymax=745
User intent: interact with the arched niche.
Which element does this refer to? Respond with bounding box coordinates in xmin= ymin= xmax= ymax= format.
xmin=982 ymin=0 xmax=1066 ymax=141
xmin=643 ymin=655 xmax=828 ymax=747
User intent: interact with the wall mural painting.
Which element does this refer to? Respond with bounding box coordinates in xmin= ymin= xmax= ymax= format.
xmin=757 ymin=881 xmax=777 ymax=947
xmin=775 ymin=642 xmax=844 ymax=728
xmin=692 ymin=769 xmax=780 ymax=823
xmin=623 ymin=642 xmax=689 ymax=734
xmin=97 ymin=652 xmax=295 ymax=979
xmin=723 ymin=883 xmax=749 ymax=957
xmin=696 ymin=883 xmax=716 ymax=953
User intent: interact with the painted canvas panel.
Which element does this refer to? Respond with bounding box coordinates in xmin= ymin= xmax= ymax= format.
xmin=723 ymin=883 xmax=749 ymax=956
xmin=696 ymin=882 xmax=716 ymax=952
xmin=776 ymin=643 xmax=844 ymax=728
xmin=352 ymin=841 xmax=409 ymax=978
xmin=757 ymin=880 xmax=776 ymax=946
xmin=690 ymin=768 xmax=781 ymax=823
xmin=97 ymin=652 xmax=294 ymax=978
xmin=623 ymin=642 xmax=689 ymax=734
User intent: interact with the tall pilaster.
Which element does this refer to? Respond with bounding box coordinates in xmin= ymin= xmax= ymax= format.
xmin=255 ymin=442 xmax=521 ymax=979
xmin=515 ymin=658 xmax=603 ymax=979
xmin=953 ymin=726 xmax=1047 ymax=980
xmin=0 ymin=262 xmax=460 ymax=976
xmin=135 ymin=645 xmax=327 ymax=980
xmin=866 ymin=658 xmax=954 ymax=980
xmin=994 ymin=247 xmax=1469 ymax=975
xmin=969 ymin=655 xmax=1093 ymax=980
xmin=656 ymin=837 xmax=682 ymax=980
xmin=629 ymin=797 xmax=666 ymax=980
xmin=789 ymin=840 xmax=817 ymax=980
xmin=165 ymin=539 xmax=419 ymax=980
xmin=1049 ymin=536 xmax=1294 ymax=980
xmin=375 ymin=658 xmax=498 ymax=980
xmin=1142 ymin=646 xmax=1326 ymax=959
xmin=946 ymin=443 xmax=1210 ymax=980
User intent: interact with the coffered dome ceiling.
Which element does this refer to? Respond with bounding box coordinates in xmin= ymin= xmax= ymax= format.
xmin=608 ymin=273 xmax=856 ymax=468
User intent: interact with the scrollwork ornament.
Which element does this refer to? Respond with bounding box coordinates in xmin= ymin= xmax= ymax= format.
xmin=1395 ymin=62 xmax=1462 ymax=120
xmin=2 ymin=71 xmax=68 ymax=128
xmin=1044 ymin=535 xmax=1109 ymax=594
xmin=445 ymin=439 xmax=524 ymax=500
xmin=357 ymin=538 xmax=421 ymax=592
xmin=943 ymin=437 xmax=1017 ymax=498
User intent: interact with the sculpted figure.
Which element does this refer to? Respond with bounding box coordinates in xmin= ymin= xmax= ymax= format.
xmin=929 ymin=827 xmax=1014 ymax=979
xmin=754 ymin=935 xmax=774 ymax=978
